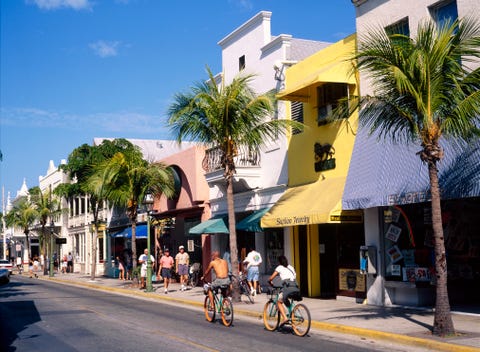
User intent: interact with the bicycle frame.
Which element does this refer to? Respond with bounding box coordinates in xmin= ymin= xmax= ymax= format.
xmin=203 ymin=283 xmax=234 ymax=327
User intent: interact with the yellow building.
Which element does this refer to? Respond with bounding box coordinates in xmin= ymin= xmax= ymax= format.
xmin=262 ymin=34 xmax=365 ymax=300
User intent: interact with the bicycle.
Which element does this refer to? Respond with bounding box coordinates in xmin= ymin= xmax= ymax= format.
xmin=203 ymin=282 xmax=234 ymax=327
xmin=263 ymin=286 xmax=311 ymax=337
xmin=231 ymin=272 xmax=254 ymax=304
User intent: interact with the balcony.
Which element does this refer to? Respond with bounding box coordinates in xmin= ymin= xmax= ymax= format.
xmin=202 ymin=145 xmax=262 ymax=191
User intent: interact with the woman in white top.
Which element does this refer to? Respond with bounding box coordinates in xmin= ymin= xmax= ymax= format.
xmin=268 ymin=255 xmax=297 ymax=326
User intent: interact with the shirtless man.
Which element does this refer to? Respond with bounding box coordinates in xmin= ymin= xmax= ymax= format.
xmin=201 ymin=251 xmax=230 ymax=308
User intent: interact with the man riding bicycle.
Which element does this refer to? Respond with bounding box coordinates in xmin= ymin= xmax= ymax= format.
xmin=201 ymin=251 xmax=231 ymax=309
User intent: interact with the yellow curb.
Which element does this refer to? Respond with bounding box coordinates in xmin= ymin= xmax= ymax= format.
xmin=45 ymin=276 xmax=479 ymax=352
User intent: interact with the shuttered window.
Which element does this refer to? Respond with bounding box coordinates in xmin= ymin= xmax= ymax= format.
xmin=291 ymin=101 xmax=303 ymax=135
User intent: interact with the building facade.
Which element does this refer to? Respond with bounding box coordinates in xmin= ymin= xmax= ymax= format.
xmin=261 ymin=34 xmax=363 ymax=299
xmin=345 ymin=0 xmax=480 ymax=307
xmin=194 ymin=11 xmax=332 ymax=284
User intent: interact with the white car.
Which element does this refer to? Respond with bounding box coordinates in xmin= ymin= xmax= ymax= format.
xmin=0 ymin=259 xmax=13 ymax=276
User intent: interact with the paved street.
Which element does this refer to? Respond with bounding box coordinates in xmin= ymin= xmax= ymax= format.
xmin=2 ymin=272 xmax=479 ymax=352
xmin=0 ymin=275 xmax=432 ymax=352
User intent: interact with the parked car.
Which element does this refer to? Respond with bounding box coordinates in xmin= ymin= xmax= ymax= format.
xmin=0 ymin=259 xmax=13 ymax=276
xmin=0 ymin=268 xmax=9 ymax=285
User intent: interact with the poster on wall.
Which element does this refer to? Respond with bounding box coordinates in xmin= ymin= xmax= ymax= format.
xmin=389 ymin=264 xmax=401 ymax=276
xmin=402 ymin=267 xmax=416 ymax=282
xmin=387 ymin=245 xmax=403 ymax=263
xmin=385 ymin=224 xmax=402 ymax=242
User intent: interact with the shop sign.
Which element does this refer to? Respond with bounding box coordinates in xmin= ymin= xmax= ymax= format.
xmin=339 ymin=268 xmax=366 ymax=292
xmin=387 ymin=190 xmax=430 ymax=205
xmin=314 ymin=142 xmax=336 ymax=172
xmin=274 ymin=216 xmax=310 ymax=226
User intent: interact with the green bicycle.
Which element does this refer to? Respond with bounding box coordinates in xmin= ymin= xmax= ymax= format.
xmin=263 ymin=286 xmax=311 ymax=337
xmin=203 ymin=282 xmax=234 ymax=327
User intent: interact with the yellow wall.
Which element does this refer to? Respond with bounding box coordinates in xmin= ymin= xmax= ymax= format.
xmin=285 ymin=34 xmax=358 ymax=186
xmin=282 ymin=34 xmax=358 ymax=297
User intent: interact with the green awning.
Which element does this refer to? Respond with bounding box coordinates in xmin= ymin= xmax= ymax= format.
xmin=188 ymin=216 xmax=229 ymax=235
xmin=236 ymin=208 xmax=270 ymax=232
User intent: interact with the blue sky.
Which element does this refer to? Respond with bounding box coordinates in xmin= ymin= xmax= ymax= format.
xmin=0 ymin=0 xmax=356 ymax=202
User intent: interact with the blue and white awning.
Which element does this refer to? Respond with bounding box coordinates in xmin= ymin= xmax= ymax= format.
xmin=343 ymin=125 xmax=480 ymax=210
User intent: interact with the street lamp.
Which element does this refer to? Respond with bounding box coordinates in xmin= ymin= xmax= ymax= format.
xmin=49 ymin=220 xmax=55 ymax=277
xmin=143 ymin=192 xmax=154 ymax=292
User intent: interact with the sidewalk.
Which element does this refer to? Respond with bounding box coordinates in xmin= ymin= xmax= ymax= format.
xmin=35 ymin=272 xmax=480 ymax=352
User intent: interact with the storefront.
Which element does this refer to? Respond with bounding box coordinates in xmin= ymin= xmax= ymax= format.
xmin=343 ymin=124 xmax=480 ymax=307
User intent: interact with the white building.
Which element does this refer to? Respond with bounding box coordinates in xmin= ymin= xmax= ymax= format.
xmin=200 ymin=11 xmax=331 ymax=281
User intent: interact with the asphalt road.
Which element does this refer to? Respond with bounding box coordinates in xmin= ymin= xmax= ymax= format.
xmin=0 ymin=276 xmax=426 ymax=352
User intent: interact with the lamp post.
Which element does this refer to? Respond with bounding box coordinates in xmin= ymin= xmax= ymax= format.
xmin=49 ymin=220 xmax=55 ymax=277
xmin=143 ymin=193 xmax=154 ymax=292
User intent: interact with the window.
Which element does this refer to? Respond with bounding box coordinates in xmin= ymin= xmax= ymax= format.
xmin=291 ymin=101 xmax=303 ymax=135
xmin=239 ymin=55 xmax=245 ymax=71
xmin=430 ymin=0 xmax=458 ymax=29
xmin=317 ymin=83 xmax=348 ymax=126
xmin=385 ymin=17 xmax=410 ymax=37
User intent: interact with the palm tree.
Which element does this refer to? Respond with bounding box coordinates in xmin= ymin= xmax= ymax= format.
xmin=4 ymin=197 xmax=38 ymax=268
xmin=350 ymin=18 xmax=480 ymax=336
xmin=29 ymin=186 xmax=60 ymax=275
xmin=58 ymin=139 xmax=143 ymax=280
xmin=91 ymin=151 xmax=175 ymax=270
xmin=168 ymin=67 xmax=301 ymax=301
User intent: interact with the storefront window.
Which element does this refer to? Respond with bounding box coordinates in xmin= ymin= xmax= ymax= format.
xmin=382 ymin=204 xmax=433 ymax=283
xmin=265 ymin=229 xmax=284 ymax=274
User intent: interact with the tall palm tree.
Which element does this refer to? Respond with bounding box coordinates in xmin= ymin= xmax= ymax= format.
xmin=92 ymin=151 xmax=175 ymax=270
xmin=4 ymin=197 xmax=38 ymax=267
xmin=29 ymin=186 xmax=60 ymax=275
xmin=350 ymin=18 xmax=480 ymax=336
xmin=168 ymin=68 xmax=301 ymax=300
xmin=58 ymin=139 xmax=142 ymax=280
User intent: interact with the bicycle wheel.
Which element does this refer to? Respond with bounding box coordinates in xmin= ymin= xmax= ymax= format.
xmin=221 ymin=297 xmax=234 ymax=327
xmin=240 ymin=280 xmax=254 ymax=304
xmin=263 ymin=300 xmax=279 ymax=331
xmin=204 ymin=295 xmax=215 ymax=322
xmin=291 ymin=303 xmax=311 ymax=337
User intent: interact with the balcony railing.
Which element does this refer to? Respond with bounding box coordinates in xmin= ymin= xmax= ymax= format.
xmin=202 ymin=145 xmax=261 ymax=173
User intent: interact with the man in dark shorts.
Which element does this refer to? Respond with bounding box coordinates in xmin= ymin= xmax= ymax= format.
xmin=159 ymin=249 xmax=174 ymax=294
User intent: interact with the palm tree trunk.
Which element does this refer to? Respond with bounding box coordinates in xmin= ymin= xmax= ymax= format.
xmin=226 ymin=170 xmax=241 ymax=302
xmin=90 ymin=229 xmax=97 ymax=281
xmin=428 ymin=159 xmax=455 ymax=336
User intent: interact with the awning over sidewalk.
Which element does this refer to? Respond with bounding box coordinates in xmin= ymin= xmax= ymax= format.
xmin=236 ymin=208 xmax=270 ymax=232
xmin=110 ymin=224 xmax=148 ymax=239
xmin=342 ymin=125 xmax=480 ymax=209
xmin=188 ymin=216 xmax=229 ymax=235
xmin=261 ymin=177 xmax=363 ymax=228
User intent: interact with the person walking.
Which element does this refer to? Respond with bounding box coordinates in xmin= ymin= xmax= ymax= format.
xmin=175 ymin=245 xmax=189 ymax=291
xmin=61 ymin=254 xmax=68 ymax=274
xmin=159 ymin=248 xmax=174 ymax=294
xmin=243 ymin=247 xmax=262 ymax=295
xmin=138 ymin=249 xmax=155 ymax=290
xmin=67 ymin=252 xmax=73 ymax=273
xmin=117 ymin=256 xmax=126 ymax=281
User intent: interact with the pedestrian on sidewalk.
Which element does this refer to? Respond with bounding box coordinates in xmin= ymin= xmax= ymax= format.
xmin=61 ymin=254 xmax=68 ymax=274
xmin=138 ymin=249 xmax=155 ymax=289
xmin=175 ymin=245 xmax=189 ymax=291
xmin=243 ymin=247 xmax=262 ymax=295
xmin=67 ymin=252 xmax=73 ymax=273
xmin=159 ymin=248 xmax=174 ymax=294
xmin=117 ymin=256 xmax=126 ymax=281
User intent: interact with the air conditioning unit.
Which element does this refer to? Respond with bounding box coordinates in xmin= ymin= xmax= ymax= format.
xmin=317 ymin=104 xmax=333 ymax=125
